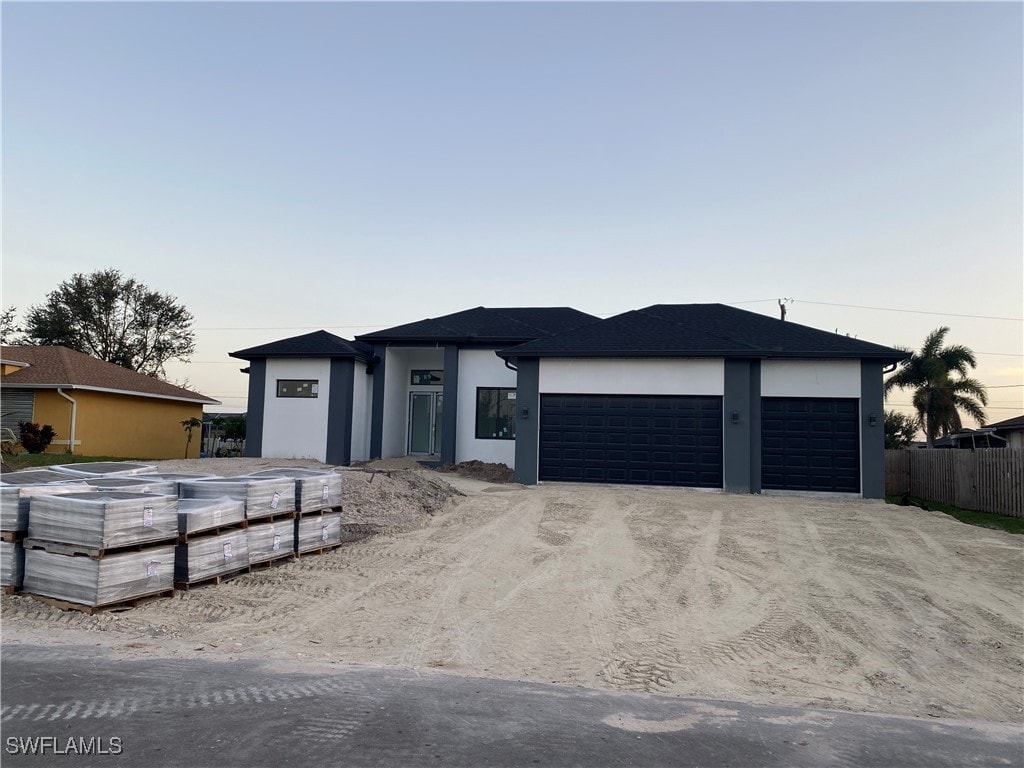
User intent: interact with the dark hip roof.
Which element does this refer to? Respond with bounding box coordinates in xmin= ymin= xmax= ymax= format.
xmin=355 ymin=307 xmax=599 ymax=345
xmin=498 ymin=304 xmax=909 ymax=362
xmin=230 ymin=330 xmax=374 ymax=361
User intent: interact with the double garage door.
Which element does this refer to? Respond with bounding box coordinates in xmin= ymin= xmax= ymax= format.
xmin=539 ymin=394 xmax=860 ymax=493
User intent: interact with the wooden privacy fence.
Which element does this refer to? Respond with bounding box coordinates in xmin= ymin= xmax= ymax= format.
xmin=885 ymin=449 xmax=1024 ymax=518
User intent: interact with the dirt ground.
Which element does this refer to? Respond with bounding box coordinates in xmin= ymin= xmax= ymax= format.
xmin=3 ymin=458 xmax=1022 ymax=724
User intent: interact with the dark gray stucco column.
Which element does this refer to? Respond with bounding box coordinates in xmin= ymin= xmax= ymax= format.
xmin=513 ymin=358 xmax=540 ymax=485
xmin=860 ymin=360 xmax=885 ymax=499
xmin=326 ymin=358 xmax=355 ymax=465
xmin=244 ymin=360 xmax=266 ymax=458
xmin=369 ymin=344 xmax=387 ymax=459
xmin=723 ymin=360 xmax=752 ymax=493
xmin=440 ymin=345 xmax=459 ymax=464
xmin=749 ymin=361 xmax=762 ymax=494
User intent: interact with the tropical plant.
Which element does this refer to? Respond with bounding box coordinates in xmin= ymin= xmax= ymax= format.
xmin=884 ymin=327 xmax=987 ymax=448
xmin=18 ymin=421 xmax=57 ymax=454
xmin=884 ymin=410 xmax=917 ymax=449
xmin=181 ymin=417 xmax=203 ymax=459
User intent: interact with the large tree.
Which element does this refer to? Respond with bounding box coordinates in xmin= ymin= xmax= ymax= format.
xmin=23 ymin=268 xmax=195 ymax=378
xmin=0 ymin=306 xmax=24 ymax=345
xmin=884 ymin=327 xmax=987 ymax=448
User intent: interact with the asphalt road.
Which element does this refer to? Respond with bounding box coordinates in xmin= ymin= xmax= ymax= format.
xmin=1 ymin=644 xmax=1019 ymax=768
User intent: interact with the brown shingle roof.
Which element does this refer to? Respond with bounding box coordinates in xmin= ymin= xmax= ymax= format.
xmin=0 ymin=346 xmax=218 ymax=404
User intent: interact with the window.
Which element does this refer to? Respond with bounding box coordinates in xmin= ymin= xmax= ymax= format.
xmin=476 ymin=388 xmax=516 ymax=440
xmin=411 ymin=370 xmax=444 ymax=386
xmin=277 ymin=380 xmax=319 ymax=398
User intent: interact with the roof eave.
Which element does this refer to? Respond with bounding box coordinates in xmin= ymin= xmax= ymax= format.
xmin=0 ymin=382 xmax=219 ymax=405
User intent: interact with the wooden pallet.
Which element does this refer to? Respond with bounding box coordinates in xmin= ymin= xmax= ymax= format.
xmin=173 ymin=566 xmax=249 ymax=591
xmin=1 ymin=530 xmax=26 ymax=543
xmin=245 ymin=510 xmax=297 ymax=524
xmin=247 ymin=552 xmax=296 ymax=572
xmin=23 ymin=537 xmax=177 ymax=560
xmin=294 ymin=543 xmax=342 ymax=559
xmin=28 ymin=589 xmax=174 ymax=615
xmin=177 ymin=520 xmax=249 ymax=544
xmin=296 ymin=505 xmax=344 ymax=518
xmin=3 ymin=584 xmax=21 ymax=596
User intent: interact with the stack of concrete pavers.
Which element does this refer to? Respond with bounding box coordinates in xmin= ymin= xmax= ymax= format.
xmin=174 ymin=497 xmax=249 ymax=588
xmin=1 ymin=469 xmax=92 ymax=593
xmin=242 ymin=468 xmax=343 ymax=559
xmin=22 ymin=491 xmax=178 ymax=608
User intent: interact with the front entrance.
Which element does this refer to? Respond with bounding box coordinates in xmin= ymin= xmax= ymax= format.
xmin=408 ymin=392 xmax=443 ymax=455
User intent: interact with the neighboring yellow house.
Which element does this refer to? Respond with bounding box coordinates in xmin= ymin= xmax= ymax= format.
xmin=0 ymin=345 xmax=219 ymax=459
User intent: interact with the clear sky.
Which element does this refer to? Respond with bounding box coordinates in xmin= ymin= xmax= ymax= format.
xmin=2 ymin=1 xmax=1021 ymax=424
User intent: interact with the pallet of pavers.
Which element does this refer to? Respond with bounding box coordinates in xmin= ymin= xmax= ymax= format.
xmin=243 ymin=468 xmax=342 ymax=514
xmin=178 ymin=477 xmax=296 ymax=521
xmin=47 ymin=461 xmax=156 ymax=478
xmin=1 ymin=540 xmax=25 ymax=594
xmin=25 ymin=492 xmax=179 ymax=555
xmin=1 ymin=470 xmax=92 ymax=537
xmin=174 ymin=528 xmax=249 ymax=590
xmin=295 ymin=510 xmax=343 ymax=557
xmin=22 ymin=545 xmax=175 ymax=613
xmin=177 ymin=497 xmax=246 ymax=539
xmin=247 ymin=518 xmax=296 ymax=570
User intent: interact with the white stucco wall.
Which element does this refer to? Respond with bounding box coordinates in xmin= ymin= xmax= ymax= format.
xmin=262 ymin=359 xmax=331 ymax=461
xmin=760 ymin=360 xmax=861 ymax=398
xmin=350 ymin=362 xmax=373 ymax=462
xmin=456 ymin=349 xmax=517 ymax=467
xmin=381 ymin=347 xmax=444 ymax=458
xmin=538 ymin=359 xmax=725 ymax=395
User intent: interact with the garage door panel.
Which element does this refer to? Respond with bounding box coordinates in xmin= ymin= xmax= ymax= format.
xmin=540 ymin=394 xmax=722 ymax=488
xmin=762 ymin=397 xmax=859 ymax=493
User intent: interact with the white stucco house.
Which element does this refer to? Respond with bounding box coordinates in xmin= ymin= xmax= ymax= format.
xmin=230 ymin=304 xmax=907 ymax=498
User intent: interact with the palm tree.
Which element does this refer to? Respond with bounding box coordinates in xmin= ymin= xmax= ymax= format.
xmin=885 ymin=327 xmax=988 ymax=447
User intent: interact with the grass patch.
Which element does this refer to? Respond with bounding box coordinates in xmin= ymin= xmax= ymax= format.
xmin=886 ymin=495 xmax=1024 ymax=535
xmin=1 ymin=453 xmax=151 ymax=472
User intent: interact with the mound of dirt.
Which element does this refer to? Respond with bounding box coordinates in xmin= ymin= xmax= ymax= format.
xmin=436 ymin=460 xmax=514 ymax=484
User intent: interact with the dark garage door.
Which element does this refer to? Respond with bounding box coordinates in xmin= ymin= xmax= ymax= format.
xmin=540 ymin=395 xmax=722 ymax=487
xmin=761 ymin=398 xmax=860 ymax=493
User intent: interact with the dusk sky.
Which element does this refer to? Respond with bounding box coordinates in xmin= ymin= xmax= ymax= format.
xmin=2 ymin=2 xmax=1021 ymax=424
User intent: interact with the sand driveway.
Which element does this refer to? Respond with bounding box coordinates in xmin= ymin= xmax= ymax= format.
xmin=3 ymin=461 xmax=1022 ymax=724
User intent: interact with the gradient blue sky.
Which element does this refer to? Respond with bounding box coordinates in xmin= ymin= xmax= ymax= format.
xmin=3 ymin=1 xmax=1021 ymax=422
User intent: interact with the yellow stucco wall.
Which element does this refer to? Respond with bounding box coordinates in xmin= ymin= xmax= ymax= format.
xmin=32 ymin=389 xmax=205 ymax=459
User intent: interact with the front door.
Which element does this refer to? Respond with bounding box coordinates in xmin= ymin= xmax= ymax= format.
xmin=409 ymin=392 xmax=443 ymax=455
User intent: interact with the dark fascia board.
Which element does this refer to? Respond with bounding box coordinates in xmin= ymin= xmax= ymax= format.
xmin=228 ymin=350 xmax=374 ymax=362
xmin=368 ymin=336 xmax=549 ymax=347
xmin=498 ymin=349 xmax=910 ymax=363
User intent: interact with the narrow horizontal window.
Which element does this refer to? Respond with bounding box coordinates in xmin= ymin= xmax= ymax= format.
xmin=277 ymin=380 xmax=319 ymax=398
xmin=476 ymin=387 xmax=516 ymax=440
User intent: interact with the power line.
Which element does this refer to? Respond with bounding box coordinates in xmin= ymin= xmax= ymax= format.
xmin=789 ymin=299 xmax=1021 ymax=322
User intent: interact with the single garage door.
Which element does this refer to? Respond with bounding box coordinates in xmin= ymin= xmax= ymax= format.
xmin=540 ymin=395 xmax=722 ymax=487
xmin=761 ymin=398 xmax=860 ymax=493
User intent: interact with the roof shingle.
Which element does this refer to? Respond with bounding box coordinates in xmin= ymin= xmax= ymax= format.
xmin=356 ymin=307 xmax=599 ymax=344
xmin=0 ymin=346 xmax=218 ymax=404
xmin=230 ymin=330 xmax=374 ymax=361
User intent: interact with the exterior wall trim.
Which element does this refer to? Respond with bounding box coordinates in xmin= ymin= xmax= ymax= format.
xmin=245 ymin=359 xmax=266 ymax=457
xmin=513 ymin=358 xmax=540 ymax=485
xmin=326 ymin=358 xmax=355 ymax=465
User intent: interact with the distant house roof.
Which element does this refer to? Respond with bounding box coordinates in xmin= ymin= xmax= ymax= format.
xmin=987 ymin=415 xmax=1024 ymax=431
xmin=499 ymin=304 xmax=909 ymax=361
xmin=230 ymin=330 xmax=374 ymax=362
xmin=0 ymin=346 xmax=218 ymax=404
xmin=356 ymin=307 xmax=599 ymax=345
xmin=933 ymin=428 xmax=1007 ymax=449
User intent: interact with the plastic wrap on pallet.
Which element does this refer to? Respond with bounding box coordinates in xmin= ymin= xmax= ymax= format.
xmin=174 ymin=529 xmax=249 ymax=583
xmin=1 ymin=540 xmax=25 ymax=588
xmin=178 ymin=477 xmax=296 ymax=520
xmin=1 ymin=483 xmax=93 ymax=533
xmin=133 ymin=472 xmax=220 ymax=495
xmin=23 ymin=545 xmax=175 ymax=606
xmin=79 ymin=477 xmax=178 ymax=495
xmin=27 ymin=492 xmax=178 ymax=549
xmin=243 ymin=468 xmax=342 ymax=513
xmin=177 ymin=497 xmax=245 ymax=534
xmin=1 ymin=469 xmax=85 ymax=486
xmin=296 ymin=511 xmax=342 ymax=553
xmin=47 ymin=462 xmax=156 ymax=477
xmin=247 ymin=519 xmax=295 ymax=563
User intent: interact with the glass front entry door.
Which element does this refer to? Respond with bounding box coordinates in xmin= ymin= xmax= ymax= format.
xmin=408 ymin=392 xmax=442 ymax=455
